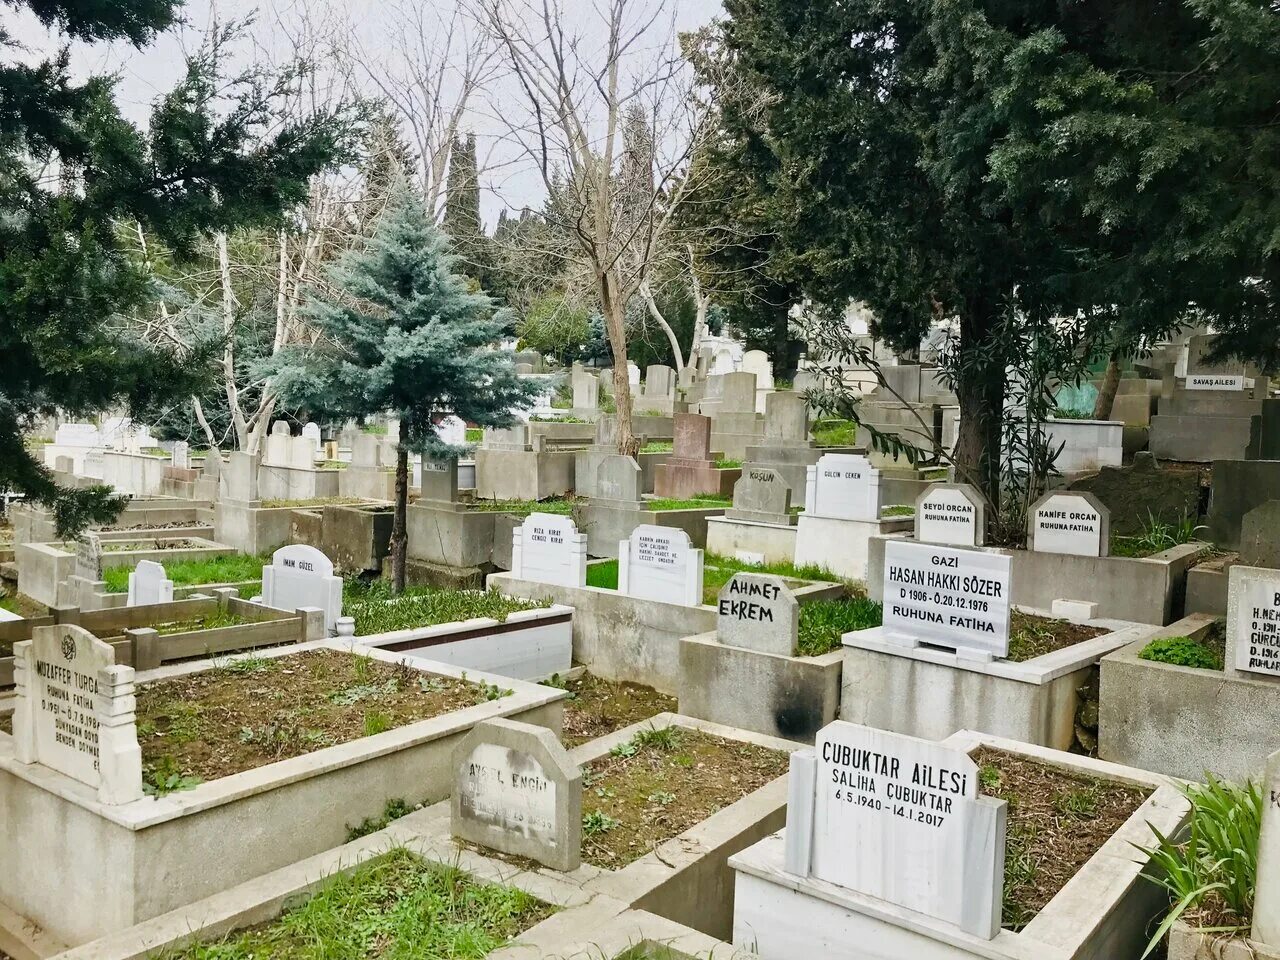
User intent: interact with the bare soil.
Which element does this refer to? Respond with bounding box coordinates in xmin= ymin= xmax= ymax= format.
xmin=974 ymin=747 xmax=1151 ymax=930
xmin=101 ymin=538 xmax=200 ymax=551
xmin=561 ymin=674 xmax=677 ymax=747
xmin=136 ymin=650 xmax=501 ymax=787
xmin=581 ymin=728 xmax=789 ymax=868
xmin=1007 ymin=611 xmax=1109 ymax=662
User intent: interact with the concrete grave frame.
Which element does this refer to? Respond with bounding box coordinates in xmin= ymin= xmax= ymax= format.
xmin=0 ymin=639 xmax=567 ymax=947
xmin=729 ymin=731 xmax=1189 ymax=960
xmin=841 ymin=607 xmax=1161 ymax=751
xmin=9 ymin=498 xmax=214 ymax=546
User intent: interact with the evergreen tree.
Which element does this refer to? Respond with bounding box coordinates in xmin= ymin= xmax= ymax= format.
xmin=268 ymin=182 xmax=536 ymax=591
xmin=1 ymin=4 xmax=346 ymax=535
xmin=442 ymin=132 xmax=490 ymax=287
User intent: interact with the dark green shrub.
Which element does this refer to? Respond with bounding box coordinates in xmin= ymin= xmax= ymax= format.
xmin=1138 ymin=635 xmax=1223 ymax=671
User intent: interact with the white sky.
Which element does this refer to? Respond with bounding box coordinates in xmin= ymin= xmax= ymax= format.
xmin=6 ymin=0 xmax=724 ymax=224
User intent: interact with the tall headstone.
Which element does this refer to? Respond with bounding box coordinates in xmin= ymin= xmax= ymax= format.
xmin=805 ymin=453 xmax=881 ymax=522
xmin=762 ymin=392 xmax=809 ymax=445
xmin=618 ymin=524 xmax=704 ymax=607
xmin=75 ymin=534 xmax=102 ymax=583
xmin=626 ymin=361 xmax=641 ymax=387
xmin=716 ymin=573 xmax=798 ymax=656
xmin=302 ymin=422 xmax=323 ymax=452
xmin=222 ymin=451 xmax=260 ymax=503
xmin=511 ymin=513 xmax=588 ymax=588
xmin=451 ymin=718 xmax=582 ymax=872
xmin=170 ymin=441 xmax=190 ymax=470
xmin=784 ymin=721 xmax=1005 ymax=939
xmin=882 ymin=540 xmax=1012 ymax=660
xmin=726 ymin=467 xmax=795 ymax=526
xmin=11 ymin=625 xmax=143 ymax=804
xmin=1229 ymin=565 xmax=1280 ymax=680
xmin=595 ymin=455 xmax=643 ymax=504
xmin=915 ymin=483 xmax=985 ymax=547
xmin=645 ymin=364 xmax=675 ymax=399
xmin=261 ymin=544 xmax=342 ymax=634
xmin=720 ymin=372 xmax=757 ymax=413
xmin=127 ymin=559 xmax=174 ymax=607
xmin=572 ymin=370 xmax=600 ymax=410
xmin=1028 ymin=491 xmax=1110 ymax=557
xmin=673 ymin=413 xmax=713 ymax=462
xmin=264 ymin=420 xmax=292 ymax=464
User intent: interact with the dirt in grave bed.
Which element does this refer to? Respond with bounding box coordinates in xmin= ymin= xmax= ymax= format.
xmin=580 ymin=726 xmax=789 ymax=869
xmin=974 ymin=747 xmax=1152 ymax=931
xmin=135 ymin=649 xmax=506 ymax=792
xmin=559 ymin=673 xmax=677 ymax=747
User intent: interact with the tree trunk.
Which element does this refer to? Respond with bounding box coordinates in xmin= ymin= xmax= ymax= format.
xmin=639 ymin=281 xmax=684 ymax=376
xmin=1093 ymin=350 xmax=1122 ymax=420
xmin=391 ymin=444 xmax=409 ymax=594
xmin=599 ymin=269 xmax=638 ymax=456
xmin=952 ymin=309 xmax=1006 ymax=527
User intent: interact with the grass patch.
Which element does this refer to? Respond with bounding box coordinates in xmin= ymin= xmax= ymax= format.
xmin=343 ymin=580 xmax=551 ymax=636
xmin=581 ymin=727 xmax=788 ymax=868
xmin=882 ymin=505 xmax=915 ymax=517
xmin=812 ymin=419 xmax=857 ymax=447
xmin=102 ymin=552 xmax=271 ymax=593
xmin=467 ymin=496 xmax=581 ymax=516
xmin=645 ymin=495 xmax=732 ymax=511
xmin=530 ymin=414 xmax=589 ymax=423
xmin=1006 ymin=611 xmax=1108 ymax=663
xmin=555 ymin=673 xmax=677 ymax=748
xmin=346 ymin=797 xmax=415 ymax=841
xmin=465 ymin=427 xmax=483 ymax=443
xmin=974 ymin=747 xmax=1150 ymax=931
xmin=589 ymin=554 xmax=849 ymax=608
xmin=713 ymin=458 xmax=741 ymax=469
xmin=152 ymin=609 xmax=251 ymax=636
xmin=1139 ymin=621 xmax=1225 ymax=671
xmin=135 ymin=650 xmax=504 ymax=789
xmin=702 ymin=553 xmax=847 ymax=585
xmin=640 ymin=441 xmax=673 ymax=453
xmin=797 ymin=596 xmax=882 ymax=657
xmin=260 ymin=496 xmax=367 ymax=509
xmin=159 ymin=849 xmax=552 ymax=959
xmin=361 ymin=423 xmax=388 ymax=435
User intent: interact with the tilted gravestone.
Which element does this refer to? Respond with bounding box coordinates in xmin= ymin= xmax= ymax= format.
xmin=727 ymin=467 xmax=794 ymax=526
xmin=11 ymin=624 xmax=143 ymax=804
xmin=618 ymin=524 xmax=704 ymax=607
xmin=784 ymin=721 xmax=1006 ymax=940
xmin=511 ymin=513 xmax=588 ymax=588
xmin=1228 ymin=565 xmax=1280 ymax=681
xmin=451 ymin=718 xmax=582 ymax=872
xmin=915 ymin=483 xmax=985 ymax=547
xmin=1027 ymin=491 xmax=1111 ymax=557
xmin=75 ymin=534 xmax=103 ymax=583
xmin=716 ymin=573 xmax=798 ymax=656
xmin=261 ymin=544 xmax=342 ymax=634
xmin=127 ymin=559 xmax=174 ymax=607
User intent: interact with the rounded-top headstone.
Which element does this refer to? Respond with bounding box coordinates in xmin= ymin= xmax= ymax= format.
xmin=716 ymin=572 xmax=798 ymax=657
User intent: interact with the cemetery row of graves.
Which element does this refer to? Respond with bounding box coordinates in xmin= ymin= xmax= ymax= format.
xmin=2 ymin=336 xmax=1279 ymax=960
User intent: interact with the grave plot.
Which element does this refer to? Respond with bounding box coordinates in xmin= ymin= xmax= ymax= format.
xmin=557 ymin=673 xmax=678 ymax=748
xmin=0 ymin=630 xmax=566 ymax=947
xmin=729 ymin=721 xmax=1188 ymax=960
xmin=843 ymin=538 xmax=1162 ymax=751
xmin=98 ymin=550 xmax=269 ymax=597
xmin=1101 ymin=564 xmax=1280 ymax=782
xmin=679 ymin=574 xmax=884 ymax=742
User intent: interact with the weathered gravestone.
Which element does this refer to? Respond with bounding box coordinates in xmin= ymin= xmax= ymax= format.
xmin=727 ymin=467 xmax=795 ymax=526
xmin=451 ymin=718 xmax=582 ymax=872
xmin=11 ymin=624 xmax=143 ymax=804
xmin=75 ymin=534 xmax=103 ymax=583
xmin=127 ymin=559 xmax=174 ymax=607
xmin=618 ymin=524 xmax=704 ymax=607
xmin=170 ymin=441 xmax=190 ymax=470
xmin=1252 ymin=745 xmax=1280 ymax=948
xmin=511 ymin=513 xmax=588 ymax=588
xmin=914 ymin=483 xmax=985 ymax=547
xmin=302 ymin=421 xmax=322 ymax=452
xmin=261 ymin=544 xmax=343 ymax=634
xmin=882 ymin=539 xmax=1012 ymax=660
xmin=419 ymin=458 xmax=460 ymax=504
xmin=1241 ymin=501 xmax=1280 ymax=569
xmin=595 ymin=454 xmax=643 ymax=504
xmin=1028 ymin=491 xmax=1111 ymax=557
xmin=1228 ymin=565 xmax=1280 ymax=680
xmin=716 ymin=573 xmax=798 ymax=656
xmin=805 ymin=453 xmax=880 ymax=522
xmin=573 ymin=370 xmax=600 ymax=410
xmin=762 ymin=391 xmax=808 ymax=445
xmin=54 ymin=423 xmax=101 ymax=447
xmin=783 ymin=721 xmax=1005 ymax=939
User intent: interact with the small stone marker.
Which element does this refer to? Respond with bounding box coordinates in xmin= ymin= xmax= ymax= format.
xmin=882 ymin=540 xmax=1012 ymax=659
xmin=716 ymin=573 xmax=798 ymax=656
xmin=512 ymin=513 xmax=588 ymax=588
xmin=261 ymin=544 xmax=342 ymax=634
xmin=727 ymin=467 xmax=795 ymax=526
xmin=1229 ymin=565 xmax=1280 ymax=680
xmin=75 ymin=534 xmax=102 ymax=582
xmin=127 ymin=559 xmax=174 ymax=607
xmin=784 ymin=721 xmax=1005 ymax=939
xmin=618 ymin=524 xmax=704 ymax=607
xmin=419 ymin=458 xmax=459 ymax=504
xmin=11 ymin=624 xmax=143 ymax=804
xmin=1186 ymin=374 xmax=1245 ymax=391
xmin=451 ymin=718 xmax=582 ymax=872
xmin=914 ymin=483 xmax=984 ymax=547
xmin=170 ymin=440 xmax=190 ymax=469
xmin=1252 ymin=746 xmax=1280 ymax=947
xmin=1028 ymin=491 xmax=1110 ymax=557
xmin=1241 ymin=501 xmax=1280 ymax=569
xmin=805 ymin=453 xmax=880 ymax=522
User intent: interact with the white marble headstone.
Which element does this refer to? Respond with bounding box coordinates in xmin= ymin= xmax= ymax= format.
xmin=618 ymin=525 xmax=704 ymax=607
xmin=915 ymin=483 xmax=984 ymax=547
xmin=1229 ymin=565 xmax=1280 ymax=680
xmin=302 ymin=422 xmax=322 ymax=452
xmin=1028 ymin=492 xmax=1110 ymax=557
xmin=805 ymin=454 xmax=880 ymax=522
xmin=261 ymin=544 xmax=342 ymax=634
xmin=512 ymin=513 xmax=588 ymax=588
xmin=882 ymin=540 xmax=1011 ymax=659
xmin=127 ymin=560 xmax=174 ymax=607
xmin=170 ymin=441 xmax=190 ymax=469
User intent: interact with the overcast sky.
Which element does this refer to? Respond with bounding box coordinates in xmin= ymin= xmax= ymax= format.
xmin=8 ymin=0 xmax=725 ymax=223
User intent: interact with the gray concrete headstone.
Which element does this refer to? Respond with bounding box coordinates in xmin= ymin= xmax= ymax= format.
xmin=75 ymin=534 xmax=103 ymax=582
xmin=727 ymin=467 xmax=794 ymax=525
xmin=720 ymin=372 xmax=757 ymax=413
xmin=764 ymin=392 xmax=809 ymax=444
xmin=419 ymin=459 xmax=459 ymax=504
xmin=595 ymin=455 xmax=643 ymax=503
xmin=716 ymin=573 xmax=798 ymax=656
xmin=1242 ymin=501 xmax=1280 ymax=569
xmin=451 ymin=717 xmax=582 ymax=871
